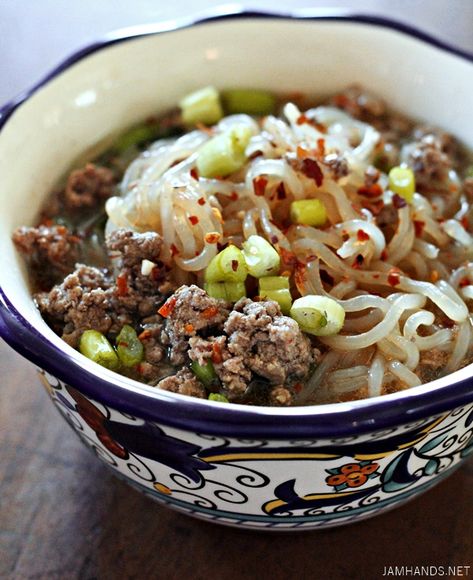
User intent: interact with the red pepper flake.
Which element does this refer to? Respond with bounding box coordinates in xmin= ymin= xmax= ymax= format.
xmin=280 ymin=247 xmax=297 ymax=267
xmin=202 ymin=306 xmax=219 ymax=319
xmin=184 ymin=323 xmax=194 ymax=333
xmin=387 ymin=268 xmax=401 ymax=287
xmin=197 ymin=197 xmax=206 ymax=206
xmin=301 ymin=158 xmax=324 ymax=187
xmin=40 ymin=217 xmax=54 ymax=227
xmin=276 ymin=182 xmax=287 ymax=200
xmin=317 ymin=138 xmax=325 ymax=157
xmin=461 ymin=216 xmax=469 ymax=230
xmin=205 ymin=232 xmax=221 ymax=244
xmin=190 ymin=167 xmax=199 ymax=180
xmin=357 ymin=229 xmax=370 ymax=242
xmin=392 ymin=194 xmax=407 ymax=209
xmin=230 ymin=191 xmax=239 ymax=201
xmin=381 ymin=249 xmax=388 ymax=261
xmin=138 ymin=329 xmax=152 ymax=341
xmin=352 ymin=254 xmax=364 ymax=269
xmin=332 ymin=94 xmax=351 ymax=109
xmin=296 ymin=145 xmax=310 ymax=159
xmin=373 ymin=274 xmax=380 ymax=279
xmin=211 ymin=343 xmax=222 ymax=364
xmin=253 ymin=176 xmax=268 ymax=196
xmin=459 ymin=277 xmax=470 ymax=288
xmin=158 ymin=296 xmax=177 ymax=318
xmin=430 ymin=270 xmax=439 ymax=283
xmin=188 ymin=215 xmax=199 ymax=225
xmin=296 ymin=114 xmax=326 ymax=133
xmin=116 ymin=273 xmax=128 ymax=297
xmin=170 ymin=243 xmax=179 ymax=257
xmin=293 ymin=382 xmax=303 ymax=394
xmin=413 ymin=220 xmax=425 ymax=237
xmin=364 ymin=199 xmax=385 ymax=216
xmin=357 ymin=183 xmax=383 ymax=198
xmin=270 ymin=235 xmax=279 ymax=244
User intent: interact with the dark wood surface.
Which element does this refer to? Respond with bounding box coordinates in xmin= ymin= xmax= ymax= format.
xmin=1 ymin=340 xmax=472 ymax=580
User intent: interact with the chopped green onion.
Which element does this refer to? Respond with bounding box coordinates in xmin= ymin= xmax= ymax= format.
xmin=113 ymin=124 xmax=158 ymax=153
xmin=290 ymin=199 xmax=327 ymax=227
xmin=204 ymin=281 xmax=246 ymax=302
xmin=79 ymin=330 xmax=119 ymax=370
xmin=388 ymin=166 xmax=415 ymax=203
xmin=208 ymin=393 xmax=229 ymax=403
xmin=116 ymin=325 xmax=144 ymax=367
xmin=290 ymin=295 xmax=345 ymax=336
xmin=222 ymin=89 xmax=276 ymax=116
xmin=191 ymin=359 xmax=217 ymax=387
xmin=259 ymin=276 xmax=290 ymax=291
xmin=258 ymin=276 xmax=292 ymax=313
xmin=196 ymin=124 xmax=252 ymax=178
xmin=241 ymin=235 xmax=280 ymax=278
xmin=261 ymin=288 xmax=292 ymax=314
xmin=205 ymin=245 xmax=248 ymax=283
xmin=179 ymin=86 xmax=223 ymax=126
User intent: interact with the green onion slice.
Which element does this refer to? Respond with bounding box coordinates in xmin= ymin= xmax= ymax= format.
xmin=241 ymin=235 xmax=280 ymax=278
xmin=290 ymin=295 xmax=345 ymax=336
xmin=290 ymin=199 xmax=327 ymax=227
xmin=388 ymin=166 xmax=415 ymax=203
xmin=179 ymin=86 xmax=223 ymax=126
xmin=79 ymin=330 xmax=120 ymax=370
xmin=116 ymin=325 xmax=144 ymax=367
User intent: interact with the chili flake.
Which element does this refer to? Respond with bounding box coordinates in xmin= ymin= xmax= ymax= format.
xmin=253 ymin=176 xmax=268 ymax=196
xmin=184 ymin=323 xmax=194 ymax=333
xmin=211 ymin=343 xmax=223 ymax=364
xmin=170 ymin=243 xmax=179 ymax=257
xmin=301 ymin=158 xmax=324 ymax=187
xmin=188 ymin=215 xmax=199 ymax=225
xmin=190 ymin=167 xmax=199 ymax=180
xmin=116 ymin=273 xmax=128 ymax=297
xmin=205 ymin=232 xmax=221 ymax=244
xmin=357 ymin=229 xmax=370 ymax=242
xmin=158 ymin=296 xmax=177 ymax=318
xmin=202 ymin=306 xmax=219 ymax=319
xmin=357 ymin=183 xmax=383 ymax=198
xmin=138 ymin=329 xmax=152 ymax=341
xmin=387 ymin=269 xmax=401 ymax=287
xmin=197 ymin=197 xmax=206 ymax=206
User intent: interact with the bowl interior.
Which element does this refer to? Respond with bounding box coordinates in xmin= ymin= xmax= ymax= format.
xmin=1 ymin=15 xmax=472 ymax=414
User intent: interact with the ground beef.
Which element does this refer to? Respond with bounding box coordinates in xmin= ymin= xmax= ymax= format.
xmin=106 ymin=229 xmax=173 ymax=318
xmin=64 ymin=163 xmax=116 ymax=209
xmin=139 ymin=315 xmax=166 ymax=365
xmin=404 ymin=135 xmax=453 ymax=192
xmin=412 ymin=125 xmax=459 ymax=160
xmin=12 ymin=225 xmax=81 ymax=283
xmin=157 ymin=368 xmax=206 ymax=398
xmin=35 ymin=264 xmax=121 ymax=347
xmin=187 ymin=298 xmax=317 ymax=402
xmin=161 ymin=285 xmax=230 ymax=365
xmin=329 ymin=85 xmax=386 ymax=122
xmin=322 ymin=153 xmax=349 ymax=180
xmin=416 ymin=349 xmax=449 ymax=383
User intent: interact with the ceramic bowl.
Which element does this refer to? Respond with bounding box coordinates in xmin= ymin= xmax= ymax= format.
xmin=1 ymin=10 xmax=472 ymax=531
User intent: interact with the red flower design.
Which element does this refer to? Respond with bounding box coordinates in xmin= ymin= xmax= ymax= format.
xmin=326 ymin=462 xmax=379 ymax=488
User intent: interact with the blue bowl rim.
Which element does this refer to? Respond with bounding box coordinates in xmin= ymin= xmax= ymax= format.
xmin=1 ymin=7 xmax=473 ymax=439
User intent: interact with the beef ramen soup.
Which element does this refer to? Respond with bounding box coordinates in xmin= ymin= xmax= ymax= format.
xmin=12 ymin=85 xmax=473 ymax=406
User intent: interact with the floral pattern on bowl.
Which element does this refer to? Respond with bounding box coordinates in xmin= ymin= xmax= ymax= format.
xmin=40 ymin=369 xmax=473 ymax=530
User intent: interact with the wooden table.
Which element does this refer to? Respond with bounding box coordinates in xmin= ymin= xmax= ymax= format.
xmin=1 ymin=341 xmax=472 ymax=580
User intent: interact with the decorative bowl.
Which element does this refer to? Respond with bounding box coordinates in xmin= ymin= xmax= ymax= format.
xmin=1 ymin=9 xmax=472 ymax=530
